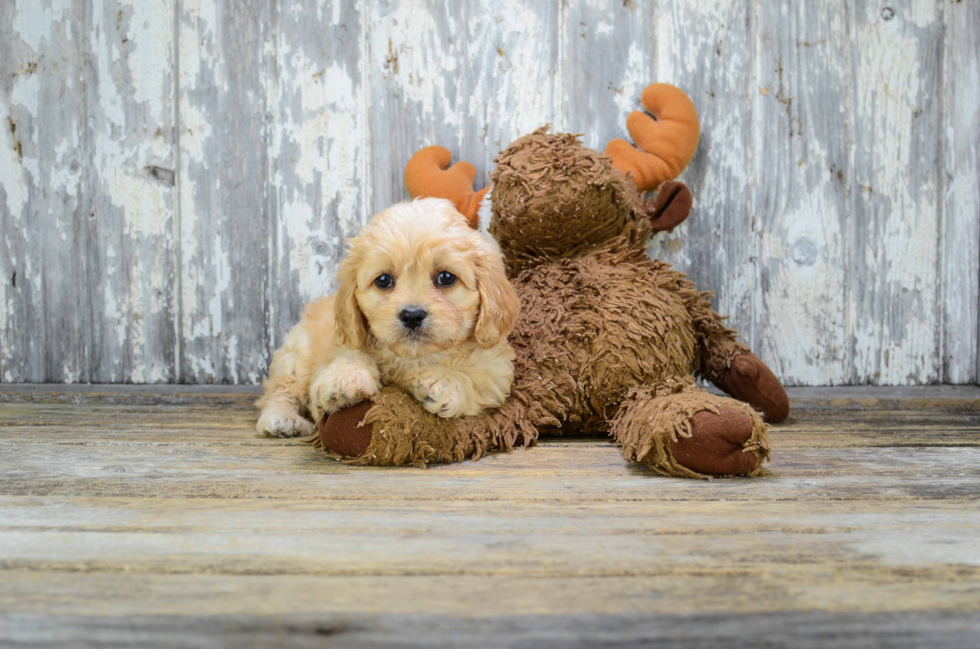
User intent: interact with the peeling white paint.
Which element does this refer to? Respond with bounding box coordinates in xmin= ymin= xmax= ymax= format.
xmin=276 ymin=57 xmax=363 ymax=301
xmin=12 ymin=0 xmax=74 ymax=53
xmin=851 ymin=1 xmax=942 ymax=384
xmin=941 ymin=0 xmax=980 ymax=383
xmin=0 ymin=106 xmax=28 ymax=218
xmin=371 ymin=2 xmax=463 ymax=129
xmin=2 ymin=0 xmax=978 ymax=386
xmin=609 ymin=42 xmax=651 ymax=140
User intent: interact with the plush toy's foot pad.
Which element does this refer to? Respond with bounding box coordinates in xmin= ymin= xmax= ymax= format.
xmin=672 ymin=406 xmax=761 ymax=476
xmin=718 ymin=353 xmax=790 ymax=423
xmin=318 ymin=401 xmax=374 ymax=458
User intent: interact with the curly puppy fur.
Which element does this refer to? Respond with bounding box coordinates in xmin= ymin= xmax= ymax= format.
xmin=257 ymin=198 xmax=519 ymax=437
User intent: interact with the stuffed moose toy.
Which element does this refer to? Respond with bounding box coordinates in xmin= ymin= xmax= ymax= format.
xmin=313 ymin=83 xmax=789 ymax=478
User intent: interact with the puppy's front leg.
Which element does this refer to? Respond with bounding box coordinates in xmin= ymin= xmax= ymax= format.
xmin=410 ymin=367 xmax=475 ymax=419
xmin=308 ymin=349 xmax=381 ymax=422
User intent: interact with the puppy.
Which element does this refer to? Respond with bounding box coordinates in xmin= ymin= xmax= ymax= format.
xmin=256 ymin=198 xmax=520 ymax=438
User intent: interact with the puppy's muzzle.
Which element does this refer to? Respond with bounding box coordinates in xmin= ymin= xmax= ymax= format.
xmin=399 ymin=306 xmax=428 ymax=331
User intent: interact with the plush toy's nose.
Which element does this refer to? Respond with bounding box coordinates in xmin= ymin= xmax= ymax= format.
xmin=399 ymin=306 xmax=428 ymax=330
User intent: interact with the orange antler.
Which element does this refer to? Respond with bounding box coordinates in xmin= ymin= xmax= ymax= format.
xmin=605 ymin=83 xmax=701 ymax=193
xmin=404 ymin=146 xmax=489 ymax=229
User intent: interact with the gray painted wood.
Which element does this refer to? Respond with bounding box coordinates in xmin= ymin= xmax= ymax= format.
xmin=267 ymin=0 xmax=371 ymax=354
xmin=850 ymin=0 xmax=945 ymax=385
xmin=4 ymin=610 xmax=979 ymax=648
xmin=176 ymin=0 xmax=276 ymax=383
xmin=755 ymin=0 xmax=853 ymax=386
xmin=652 ymin=0 xmax=760 ymax=372
xmin=942 ymin=0 xmax=980 ymax=384
xmin=1 ymin=0 xmax=978 ymax=385
xmin=366 ymin=0 xmax=562 ymax=213
xmin=1 ymin=0 xmax=178 ymax=383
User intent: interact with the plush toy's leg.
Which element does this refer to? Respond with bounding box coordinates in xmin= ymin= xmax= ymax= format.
xmin=315 ymin=387 xmax=538 ymax=468
xmin=680 ymin=284 xmax=790 ymax=423
xmin=609 ymin=381 xmax=770 ymax=478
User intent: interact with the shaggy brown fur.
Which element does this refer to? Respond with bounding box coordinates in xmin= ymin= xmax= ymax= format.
xmin=314 ymin=124 xmax=788 ymax=478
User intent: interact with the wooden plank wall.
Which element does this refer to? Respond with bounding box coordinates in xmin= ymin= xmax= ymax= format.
xmin=1 ymin=0 xmax=978 ymax=386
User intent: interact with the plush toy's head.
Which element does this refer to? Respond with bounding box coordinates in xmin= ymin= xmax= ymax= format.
xmin=488 ymin=129 xmax=635 ymax=264
xmin=404 ymin=83 xmax=701 ymax=270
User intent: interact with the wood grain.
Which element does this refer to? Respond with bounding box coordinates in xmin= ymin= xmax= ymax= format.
xmin=176 ymin=0 xmax=275 ymax=383
xmin=850 ymin=0 xmax=945 ymax=384
xmin=2 ymin=600 xmax=979 ymax=649
xmin=1 ymin=1 xmax=979 ymax=386
xmin=0 ymin=0 xmax=178 ymax=383
xmin=268 ymin=0 xmax=371 ymax=353
xmin=754 ymin=0 xmax=852 ymax=386
xmin=942 ymin=0 xmax=980 ymax=383
xmin=1 ymin=384 xmax=979 ymax=645
xmin=367 ymin=0 xmax=562 ymax=214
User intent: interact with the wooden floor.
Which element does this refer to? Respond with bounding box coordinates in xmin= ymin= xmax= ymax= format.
xmin=1 ymin=385 xmax=979 ymax=647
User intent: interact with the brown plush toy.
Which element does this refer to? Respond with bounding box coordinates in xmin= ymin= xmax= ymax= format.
xmin=314 ymin=83 xmax=789 ymax=478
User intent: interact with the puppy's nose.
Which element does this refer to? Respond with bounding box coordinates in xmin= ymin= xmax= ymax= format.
xmin=399 ymin=306 xmax=428 ymax=330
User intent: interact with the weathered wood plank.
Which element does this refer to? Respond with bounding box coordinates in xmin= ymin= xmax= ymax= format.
xmin=754 ymin=0 xmax=853 ymax=386
xmin=3 ymin=383 xmax=978 ymax=407
xmin=176 ymin=0 xmax=274 ymax=383
xmin=4 ymin=401 xmax=980 ymax=447
xmin=0 ymin=608 xmax=980 ymax=649
xmin=2 ymin=384 xmax=980 ymax=645
xmin=2 ymin=569 xmax=979 ymax=618
xmin=0 ymin=0 xmax=178 ymax=383
xmin=267 ymin=0 xmax=371 ymax=350
xmin=4 ymin=419 xmax=980 ymax=450
xmin=941 ymin=0 xmax=980 ymax=383
xmin=0 ymin=382 xmax=260 ymax=406
xmin=1 ymin=439 xmax=978 ymax=502
xmin=850 ymin=0 xmax=944 ymax=384
xmin=2 ymin=497 xmax=978 ymax=577
xmin=563 ymin=0 xmax=655 ymax=153
xmin=653 ymin=0 xmax=760 ymax=365
xmin=366 ymin=0 xmax=562 ymax=215
xmin=1 ymin=1 xmax=980 ymax=387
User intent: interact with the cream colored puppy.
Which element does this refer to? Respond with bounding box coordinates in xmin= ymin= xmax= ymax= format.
xmin=256 ymin=198 xmax=520 ymax=437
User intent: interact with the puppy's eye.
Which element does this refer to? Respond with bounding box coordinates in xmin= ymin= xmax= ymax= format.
xmin=435 ymin=271 xmax=457 ymax=287
xmin=374 ymin=274 xmax=394 ymax=289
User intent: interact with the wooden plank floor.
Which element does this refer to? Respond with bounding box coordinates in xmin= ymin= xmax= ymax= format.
xmin=1 ymin=385 xmax=979 ymax=647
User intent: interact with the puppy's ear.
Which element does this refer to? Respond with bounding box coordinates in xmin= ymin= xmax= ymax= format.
xmin=334 ymin=258 xmax=368 ymax=349
xmin=473 ymin=241 xmax=520 ymax=349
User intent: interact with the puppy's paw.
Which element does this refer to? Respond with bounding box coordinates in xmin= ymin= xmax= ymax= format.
xmin=309 ymin=360 xmax=380 ymax=422
xmin=411 ymin=372 xmax=466 ymax=418
xmin=257 ymin=408 xmax=316 ymax=438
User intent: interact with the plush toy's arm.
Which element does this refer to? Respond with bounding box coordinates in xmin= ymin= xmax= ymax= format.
xmin=605 ymin=83 xmax=701 ymax=193
xmin=404 ymin=146 xmax=489 ymax=229
xmin=315 ymin=387 xmax=538 ymax=468
xmin=678 ymin=280 xmax=790 ymax=423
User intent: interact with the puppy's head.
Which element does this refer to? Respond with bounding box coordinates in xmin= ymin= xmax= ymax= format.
xmin=335 ymin=198 xmax=519 ymax=358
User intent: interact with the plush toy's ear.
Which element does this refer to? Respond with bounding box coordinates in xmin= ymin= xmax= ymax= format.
xmin=646 ymin=181 xmax=693 ymax=232
xmin=404 ymin=146 xmax=489 ymax=229
xmin=605 ymin=83 xmax=700 ymax=193
xmin=334 ymin=257 xmax=369 ymax=350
